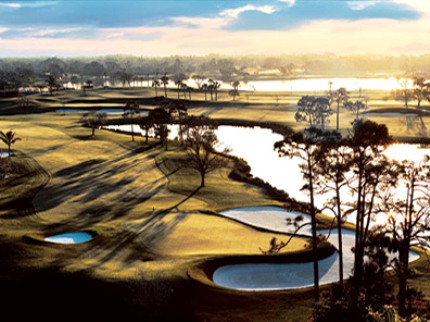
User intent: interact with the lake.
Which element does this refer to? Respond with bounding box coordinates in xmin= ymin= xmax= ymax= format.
xmin=67 ymin=76 xmax=414 ymax=92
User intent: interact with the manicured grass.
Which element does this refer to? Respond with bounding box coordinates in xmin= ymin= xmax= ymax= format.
xmin=14 ymin=86 xmax=430 ymax=140
xmin=1 ymin=87 xmax=430 ymax=321
xmin=0 ymin=112 xmax=317 ymax=321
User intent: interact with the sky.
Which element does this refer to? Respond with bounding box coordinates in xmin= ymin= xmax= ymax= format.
xmin=0 ymin=0 xmax=428 ymax=57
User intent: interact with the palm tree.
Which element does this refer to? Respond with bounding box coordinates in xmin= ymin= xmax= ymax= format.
xmin=208 ymin=79 xmax=215 ymax=100
xmin=161 ymin=73 xmax=169 ymax=98
xmin=186 ymin=86 xmax=193 ymax=100
xmin=201 ymin=83 xmax=208 ymax=101
xmin=213 ymin=81 xmax=221 ymax=101
xmin=0 ymin=130 xmax=21 ymax=162
xmin=152 ymin=79 xmax=161 ymax=96
xmin=174 ymin=73 xmax=187 ymax=99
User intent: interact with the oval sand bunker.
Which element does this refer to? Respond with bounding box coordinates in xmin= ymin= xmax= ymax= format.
xmin=212 ymin=207 xmax=419 ymax=291
xmin=44 ymin=232 xmax=93 ymax=244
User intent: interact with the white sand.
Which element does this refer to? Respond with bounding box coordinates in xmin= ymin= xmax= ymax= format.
xmin=213 ymin=206 xmax=419 ymax=291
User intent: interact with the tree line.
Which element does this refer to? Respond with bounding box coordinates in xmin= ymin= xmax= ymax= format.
xmin=269 ymin=119 xmax=430 ymax=320
xmin=80 ymin=100 xmax=227 ymax=188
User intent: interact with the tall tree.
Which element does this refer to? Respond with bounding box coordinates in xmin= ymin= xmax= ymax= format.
xmin=330 ymin=87 xmax=348 ymax=132
xmin=46 ymin=74 xmax=58 ymax=96
xmin=123 ymin=100 xmax=140 ymax=142
xmin=413 ymin=76 xmax=429 ymax=109
xmin=378 ymin=157 xmax=430 ymax=315
xmin=152 ymin=78 xmax=161 ymax=96
xmin=80 ymin=111 xmax=107 ymax=136
xmin=163 ymin=100 xmax=188 ymax=146
xmin=201 ymin=83 xmax=208 ymax=101
xmin=228 ymin=89 xmax=240 ymax=101
xmin=0 ymin=130 xmax=21 ymax=162
xmin=174 ymin=73 xmax=187 ymax=99
xmin=316 ymin=138 xmax=351 ymax=285
xmin=192 ymin=75 xmax=205 ymax=89
xmin=149 ymin=107 xmax=171 ymax=150
xmin=348 ymin=120 xmax=395 ymax=303
xmin=139 ymin=117 xmax=152 ymax=144
xmin=295 ymin=96 xmax=332 ymax=130
xmin=186 ymin=116 xmax=228 ymax=188
xmin=160 ymin=73 xmax=169 ymax=98
xmin=397 ymin=78 xmax=413 ymax=109
xmin=344 ymin=100 xmax=367 ymax=124
xmin=207 ymin=79 xmax=215 ymax=100
xmin=274 ymin=128 xmax=334 ymax=302
xmin=213 ymin=80 xmax=221 ymax=101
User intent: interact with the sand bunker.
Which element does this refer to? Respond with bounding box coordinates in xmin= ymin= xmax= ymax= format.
xmin=213 ymin=206 xmax=419 ymax=291
xmin=44 ymin=232 xmax=93 ymax=244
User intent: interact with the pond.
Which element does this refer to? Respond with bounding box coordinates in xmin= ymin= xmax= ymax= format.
xmin=0 ymin=151 xmax=13 ymax=158
xmin=216 ymin=126 xmax=430 ymax=213
xmin=102 ymin=124 xmax=430 ymax=211
xmin=44 ymin=232 xmax=93 ymax=244
xmin=56 ymin=108 xmax=148 ymax=115
xmin=67 ymin=77 xmax=413 ymax=92
xmin=230 ymin=77 xmax=409 ymax=92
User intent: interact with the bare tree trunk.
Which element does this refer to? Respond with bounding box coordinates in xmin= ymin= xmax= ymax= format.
xmin=307 ymin=154 xmax=320 ymax=302
xmin=336 ymin=187 xmax=344 ymax=284
xmin=200 ymin=173 xmax=205 ymax=188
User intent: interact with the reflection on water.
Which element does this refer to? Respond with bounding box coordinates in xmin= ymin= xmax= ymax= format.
xmin=56 ymin=108 xmax=147 ymax=115
xmin=216 ymin=126 xmax=430 ymax=229
xmin=66 ymin=77 xmax=412 ymax=92
xmin=237 ymin=77 xmax=408 ymax=92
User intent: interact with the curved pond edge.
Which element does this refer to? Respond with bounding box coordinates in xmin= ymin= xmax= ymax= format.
xmin=187 ymin=242 xmax=336 ymax=290
xmin=23 ymin=230 xmax=97 ymax=246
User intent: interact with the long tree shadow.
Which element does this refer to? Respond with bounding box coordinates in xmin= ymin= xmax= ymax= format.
xmin=35 ymin=148 xmax=164 ymax=213
xmin=1 ymin=154 xmax=51 ymax=219
xmin=65 ymin=185 xmax=203 ymax=269
xmin=406 ymin=115 xmax=428 ymax=137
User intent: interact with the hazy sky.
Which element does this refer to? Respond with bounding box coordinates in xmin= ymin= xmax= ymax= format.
xmin=0 ymin=0 xmax=428 ymax=57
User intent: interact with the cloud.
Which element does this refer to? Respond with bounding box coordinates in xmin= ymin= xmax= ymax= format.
xmin=0 ymin=26 xmax=84 ymax=39
xmin=0 ymin=1 xmax=57 ymax=9
xmin=393 ymin=0 xmax=430 ymax=16
xmin=0 ymin=2 xmax=21 ymax=8
xmin=27 ymin=27 xmax=81 ymax=37
xmin=279 ymin=0 xmax=295 ymax=7
xmin=220 ymin=4 xmax=278 ymax=19
xmin=348 ymin=1 xmax=380 ymax=11
xmin=170 ymin=16 xmax=229 ymax=29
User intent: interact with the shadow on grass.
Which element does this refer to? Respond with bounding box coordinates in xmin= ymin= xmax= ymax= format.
xmin=406 ymin=115 xmax=428 ymax=137
xmin=1 ymin=153 xmax=50 ymax=219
